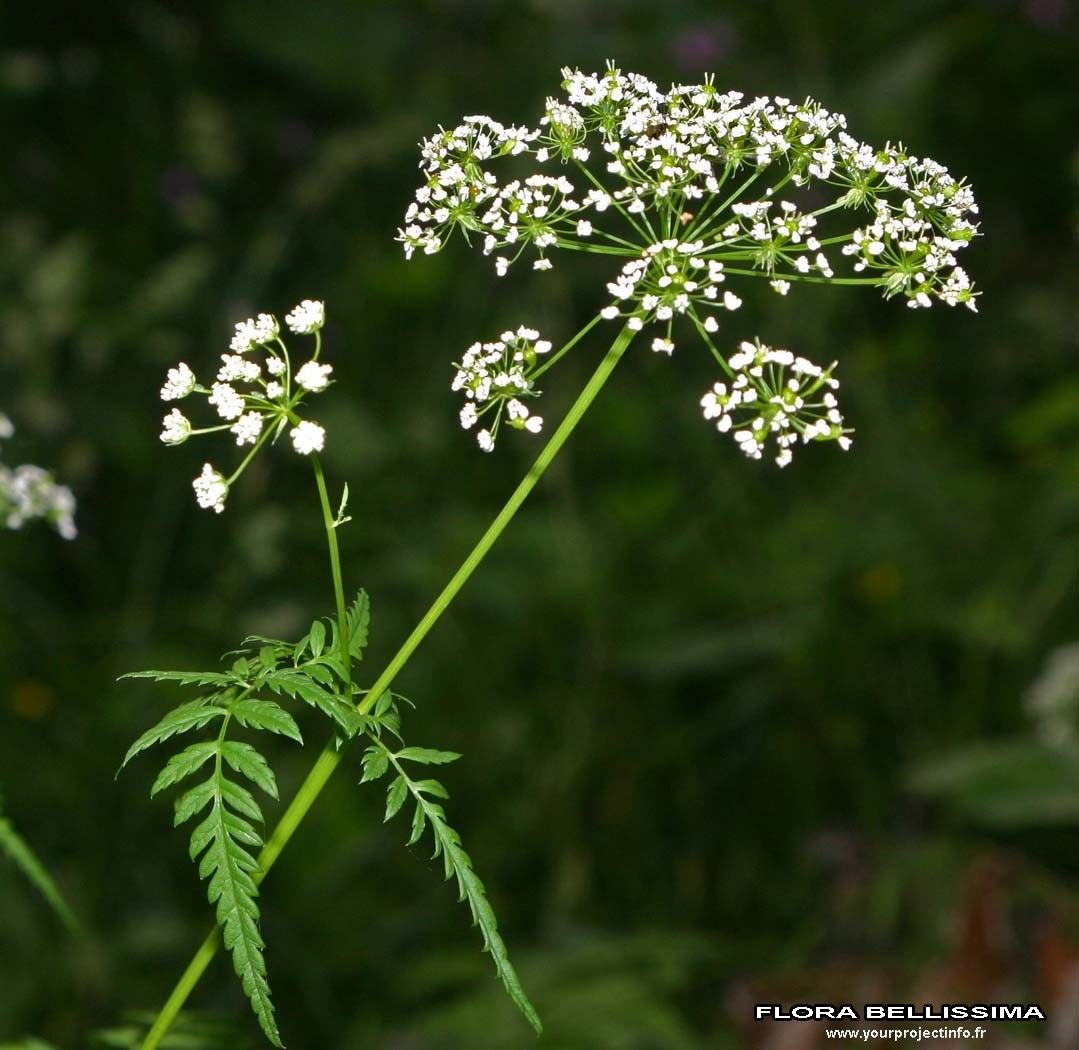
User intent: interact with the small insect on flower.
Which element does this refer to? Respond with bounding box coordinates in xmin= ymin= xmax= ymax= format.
xmin=701 ymin=339 xmax=852 ymax=467
xmin=158 ymin=301 xmax=335 ymax=511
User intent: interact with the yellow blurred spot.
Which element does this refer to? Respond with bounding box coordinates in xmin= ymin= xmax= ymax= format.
xmin=10 ymin=680 xmax=54 ymax=720
xmin=859 ymin=562 xmax=903 ymax=604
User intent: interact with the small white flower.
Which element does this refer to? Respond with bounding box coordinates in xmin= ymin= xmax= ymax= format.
xmin=576 ymin=219 xmax=593 ymax=237
xmin=477 ymin=429 xmax=495 ymax=452
xmin=230 ymin=313 xmax=279 ymax=352
xmin=285 ymin=299 xmax=325 ymax=335
xmin=266 ymin=356 xmax=287 ymax=376
xmin=524 ymin=416 xmax=543 ymax=433
xmin=290 ymin=420 xmax=325 ymax=455
xmin=459 ymin=403 xmax=478 ymax=429
xmin=160 ymin=408 xmax=192 ymax=445
xmin=217 ymin=354 xmax=262 ymax=383
xmin=651 ymin=337 xmax=674 ymax=354
xmin=703 ymin=316 xmax=719 ymax=333
xmin=0 ymin=413 xmax=13 ymax=440
xmin=208 ymin=383 xmax=245 ymax=421
xmin=723 ymin=291 xmax=742 ymax=311
xmin=770 ymin=279 xmax=791 ymax=296
xmin=295 ymin=360 xmax=333 ymax=392
xmin=192 ymin=463 xmax=228 ymax=514
xmin=601 ymin=305 xmax=620 ymax=319
xmin=161 ymin=362 xmax=196 ymax=401
xmin=533 ymin=258 xmax=553 ymax=271
xmin=265 ymin=381 xmax=284 ymax=400
xmin=230 ymin=412 xmax=264 ymax=446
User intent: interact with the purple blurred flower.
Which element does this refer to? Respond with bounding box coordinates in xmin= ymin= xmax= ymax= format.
xmin=159 ymin=165 xmax=199 ymax=206
xmin=672 ymin=20 xmax=738 ymax=72
xmin=1023 ymin=0 xmax=1069 ymax=27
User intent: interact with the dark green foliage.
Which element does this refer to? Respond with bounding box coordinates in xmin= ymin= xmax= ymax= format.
xmin=91 ymin=1011 xmax=257 ymax=1049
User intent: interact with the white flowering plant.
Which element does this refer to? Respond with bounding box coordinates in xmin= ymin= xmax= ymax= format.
xmin=400 ymin=62 xmax=977 ymax=466
xmin=0 ymin=419 xmax=82 ymax=960
xmin=0 ymin=413 xmax=77 ymax=540
xmin=157 ymin=300 xmax=331 ymax=515
xmin=124 ymin=66 xmax=979 ymax=1049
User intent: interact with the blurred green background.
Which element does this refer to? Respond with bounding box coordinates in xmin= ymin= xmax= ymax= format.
xmin=1 ymin=2 xmax=1077 ymax=1047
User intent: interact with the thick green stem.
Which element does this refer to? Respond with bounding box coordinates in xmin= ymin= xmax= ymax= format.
xmin=139 ymin=321 xmax=637 ymax=1047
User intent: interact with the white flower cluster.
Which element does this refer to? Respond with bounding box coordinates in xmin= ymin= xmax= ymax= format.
xmin=399 ymin=64 xmax=979 ymax=322
xmin=601 ymin=239 xmax=742 ymax=354
xmin=700 ymin=340 xmax=851 ymax=468
xmin=402 ymin=66 xmax=980 ymax=464
xmin=0 ymin=413 xmax=77 ymax=539
xmin=1024 ymin=643 xmax=1079 ymax=750
xmin=157 ymin=300 xmax=330 ymax=514
xmin=452 ymin=326 xmax=550 ymax=452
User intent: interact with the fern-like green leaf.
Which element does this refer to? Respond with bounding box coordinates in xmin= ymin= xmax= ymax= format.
xmin=346 ymin=590 xmax=370 ymax=659
xmin=229 ymin=699 xmax=302 ymax=744
xmin=395 ymin=747 xmax=461 ymax=765
xmin=220 ymin=742 xmax=278 ymax=800
xmin=184 ymin=771 xmax=281 ymax=1047
xmin=308 ymin=620 xmax=326 ymax=659
xmin=262 ymin=669 xmax=360 ymax=737
xmin=359 ymin=746 xmax=389 ymax=783
xmin=151 ymin=742 xmax=219 ymax=797
xmin=121 ymin=670 xmax=239 ymax=687
xmin=121 ymin=700 xmax=227 ymax=770
xmin=0 ymin=800 xmax=81 ymax=936
xmin=381 ymin=750 xmax=542 ymax=1035
xmin=384 ymin=775 xmax=408 ymax=821
xmin=170 ymin=747 xmax=281 ymax=1047
xmin=122 ymin=681 xmax=302 ymax=1045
